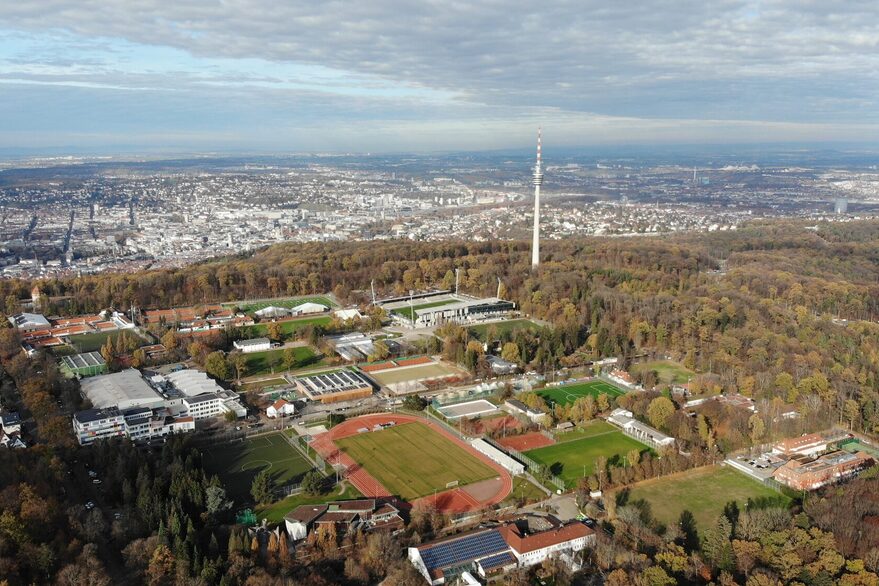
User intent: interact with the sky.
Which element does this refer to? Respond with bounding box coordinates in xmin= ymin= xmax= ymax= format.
xmin=2 ymin=1 xmax=879 ymax=153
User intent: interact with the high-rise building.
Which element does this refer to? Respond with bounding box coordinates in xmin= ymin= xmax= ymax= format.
xmin=835 ymin=198 xmax=848 ymax=214
xmin=531 ymin=129 xmax=544 ymax=269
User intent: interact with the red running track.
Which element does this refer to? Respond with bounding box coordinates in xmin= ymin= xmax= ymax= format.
xmin=309 ymin=413 xmax=512 ymax=514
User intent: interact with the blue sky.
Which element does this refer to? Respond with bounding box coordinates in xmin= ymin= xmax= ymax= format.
xmin=2 ymin=1 xmax=878 ymax=153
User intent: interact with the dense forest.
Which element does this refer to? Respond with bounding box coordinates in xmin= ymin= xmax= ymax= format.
xmin=2 ymin=219 xmax=879 ymax=584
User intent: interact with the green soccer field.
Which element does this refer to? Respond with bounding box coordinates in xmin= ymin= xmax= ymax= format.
xmin=537 ymin=380 xmax=626 ymax=407
xmin=241 ymin=346 xmax=322 ymax=377
xmin=621 ymin=466 xmax=791 ymax=529
xmin=335 ymin=422 xmax=497 ymax=501
xmin=201 ymin=433 xmax=316 ymax=499
xmin=67 ymin=330 xmax=148 ymax=353
xmin=524 ymin=429 xmax=649 ymax=488
xmin=632 ymin=360 xmax=694 ymax=385
xmin=244 ymin=315 xmax=333 ymax=338
xmin=233 ymin=296 xmax=337 ymax=314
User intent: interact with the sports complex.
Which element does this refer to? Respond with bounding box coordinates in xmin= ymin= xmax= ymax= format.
xmin=309 ymin=413 xmax=512 ymax=513
xmin=201 ymin=432 xmax=316 ymax=497
xmin=537 ymin=379 xmax=626 ymax=407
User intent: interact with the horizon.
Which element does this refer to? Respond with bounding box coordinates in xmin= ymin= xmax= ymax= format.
xmin=3 ymin=2 xmax=879 ymax=153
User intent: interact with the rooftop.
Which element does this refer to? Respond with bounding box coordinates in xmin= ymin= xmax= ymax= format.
xmin=80 ymin=369 xmax=164 ymax=410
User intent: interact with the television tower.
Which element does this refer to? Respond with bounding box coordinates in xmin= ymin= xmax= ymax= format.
xmin=531 ymin=128 xmax=544 ymax=269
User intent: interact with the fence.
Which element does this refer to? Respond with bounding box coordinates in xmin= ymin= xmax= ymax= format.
xmin=286 ymin=432 xmax=327 ymax=473
xmin=431 ymin=388 xmax=496 ymax=409
xmin=483 ymin=437 xmax=566 ymax=492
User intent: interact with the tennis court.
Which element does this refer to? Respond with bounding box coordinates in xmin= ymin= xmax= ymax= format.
xmin=538 ymin=379 xmax=626 ymax=407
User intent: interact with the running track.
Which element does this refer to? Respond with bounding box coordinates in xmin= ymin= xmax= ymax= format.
xmin=309 ymin=413 xmax=512 ymax=513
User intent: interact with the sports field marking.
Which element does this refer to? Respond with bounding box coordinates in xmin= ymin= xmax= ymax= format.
xmin=201 ymin=432 xmax=316 ymax=497
xmin=335 ymin=422 xmax=496 ymax=501
xmin=537 ymin=380 xmax=626 ymax=408
xmin=241 ymin=459 xmax=273 ymax=472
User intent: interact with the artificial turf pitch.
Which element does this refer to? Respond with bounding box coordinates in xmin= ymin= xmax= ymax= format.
xmin=524 ymin=428 xmax=649 ymax=488
xmin=201 ymin=433 xmax=315 ymax=498
xmin=537 ymin=380 xmax=626 ymax=407
xmin=335 ymin=422 xmax=497 ymax=501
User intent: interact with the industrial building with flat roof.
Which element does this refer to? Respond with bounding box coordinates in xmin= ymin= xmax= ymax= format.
xmin=294 ymin=370 xmax=374 ymax=404
xmin=81 ymin=369 xmax=165 ymax=411
xmin=73 ymin=368 xmax=245 ymax=445
xmin=773 ymin=450 xmax=873 ymax=491
xmin=60 ymin=351 xmax=107 ymax=378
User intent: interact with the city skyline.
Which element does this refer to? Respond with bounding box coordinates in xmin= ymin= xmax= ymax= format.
xmin=3 ymin=1 xmax=879 ymax=153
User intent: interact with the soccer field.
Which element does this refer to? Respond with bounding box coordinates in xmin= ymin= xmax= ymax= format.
xmin=538 ymin=380 xmax=626 ymax=407
xmin=242 ymin=346 xmax=322 ymax=377
xmin=622 ymin=466 xmax=791 ymax=529
xmin=525 ymin=429 xmax=649 ymax=488
xmin=244 ymin=315 xmax=333 ymax=338
xmin=335 ymin=422 xmax=497 ymax=501
xmin=201 ymin=433 xmax=315 ymax=498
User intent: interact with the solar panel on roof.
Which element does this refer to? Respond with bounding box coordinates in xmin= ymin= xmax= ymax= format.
xmin=478 ymin=551 xmax=515 ymax=571
xmin=419 ymin=529 xmax=509 ymax=571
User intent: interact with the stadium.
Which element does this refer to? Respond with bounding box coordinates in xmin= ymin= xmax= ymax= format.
xmin=309 ymin=413 xmax=513 ymax=513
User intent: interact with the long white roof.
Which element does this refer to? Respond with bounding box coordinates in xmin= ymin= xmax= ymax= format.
xmin=81 ymin=369 xmax=164 ymax=410
xmin=166 ymin=369 xmax=224 ymax=397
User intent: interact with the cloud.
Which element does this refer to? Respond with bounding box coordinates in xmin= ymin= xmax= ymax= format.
xmin=1 ymin=1 xmax=879 ymax=150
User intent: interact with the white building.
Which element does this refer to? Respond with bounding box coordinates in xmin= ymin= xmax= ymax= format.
xmin=409 ymin=519 xmax=593 ymax=585
xmin=267 ymin=398 xmax=295 ymax=418
xmin=72 ymin=407 xmax=127 ymax=445
xmin=334 ymin=308 xmax=363 ymax=321
xmin=254 ymin=306 xmax=291 ymax=319
xmin=291 ymin=302 xmax=329 ymax=315
xmin=607 ymin=408 xmax=675 ymax=448
xmin=233 ymin=337 xmax=272 ymax=353
xmin=470 ymin=438 xmax=525 ymax=475
xmin=72 ymin=405 xmax=195 ymax=446
xmin=8 ymin=313 xmax=50 ymax=331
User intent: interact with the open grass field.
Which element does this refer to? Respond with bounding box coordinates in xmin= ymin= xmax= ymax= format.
xmin=201 ymin=433 xmax=315 ymax=498
xmin=368 ymin=362 xmax=464 ymax=386
xmin=632 ymin=360 xmax=694 ymax=385
xmin=506 ymin=476 xmax=549 ymax=505
xmin=538 ymin=379 xmax=626 ymax=407
xmin=242 ymin=346 xmax=322 ymax=377
xmin=525 ymin=429 xmax=649 ymax=488
xmin=392 ymin=299 xmax=458 ymax=321
xmin=245 ymin=315 xmax=333 ymax=338
xmin=67 ymin=330 xmax=148 ymax=353
xmin=233 ymin=296 xmax=336 ymax=313
xmin=241 ymin=377 xmax=289 ymax=392
xmin=621 ymin=465 xmax=791 ymax=529
xmin=468 ymin=319 xmax=542 ymax=341
xmin=256 ymin=483 xmax=363 ymax=523
xmin=555 ymin=420 xmax=619 ymax=442
xmin=335 ymin=422 xmax=497 ymax=501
